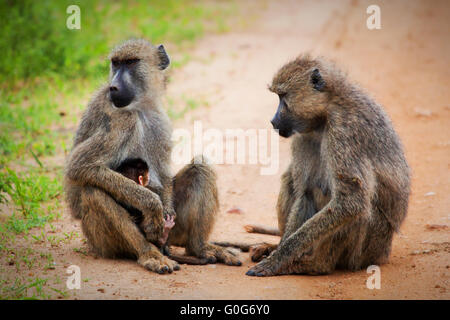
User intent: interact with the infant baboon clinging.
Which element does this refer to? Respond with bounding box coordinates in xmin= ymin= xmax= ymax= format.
xmin=246 ymin=55 xmax=410 ymax=276
xmin=116 ymin=158 xmax=207 ymax=265
xmin=65 ymin=39 xmax=241 ymax=274
xmin=115 ymin=158 xmax=174 ymax=247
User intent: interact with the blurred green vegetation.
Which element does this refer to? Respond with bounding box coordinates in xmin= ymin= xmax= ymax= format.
xmin=0 ymin=0 xmax=236 ymax=299
xmin=0 ymin=0 xmax=232 ymax=83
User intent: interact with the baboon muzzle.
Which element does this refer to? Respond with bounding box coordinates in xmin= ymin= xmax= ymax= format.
xmin=109 ymin=67 xmax=135 ymax=108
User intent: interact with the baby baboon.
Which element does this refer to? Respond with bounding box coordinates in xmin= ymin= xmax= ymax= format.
xmin=115 ymin=158 xmax=174 ymax=247
xmin=65 ymin=39 xmax=240 ymax=274
xmin=116 ymin=158 xmax=149 ymax=189
xmin=167 ymin=158 xmax=241 ymax=265
xmin=116 ymin=158 xmax=208 ymax=265
xmin=246 ymin=55 xmax=410 ymax=276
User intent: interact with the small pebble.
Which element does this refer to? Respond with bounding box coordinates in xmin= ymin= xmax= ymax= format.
xmin=226 ymin=206 xmax=244 ymax=214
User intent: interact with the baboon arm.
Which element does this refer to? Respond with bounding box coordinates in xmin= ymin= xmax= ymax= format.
xmin=273 ymin=175 xmax=372 ymax=264
xmin=160 ymin=174 xmax=176 ymax=217
xmin=273 ymin=146 xmax=375 ymax=264
xmin=66 ymin=134 xmax=162 ymax=213
xmin=268 ymin=130 xmax=377 ymax=260
xmin=87 ymin=167 xmax=162 ymax=212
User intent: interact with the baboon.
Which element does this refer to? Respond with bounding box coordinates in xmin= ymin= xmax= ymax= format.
xmin=65 ymin=39 xmax=241 ymax=274
xmin=246 ymin=55 xmax=410 ymax=276
xmin=114 ymin=158 xmax=208 ymax=265
xmin=116 ymin=158 xmax=150 ymax=190
xmin=115 ymin=158 xmax=174 ymax=247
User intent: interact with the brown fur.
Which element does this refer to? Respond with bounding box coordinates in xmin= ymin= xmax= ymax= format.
xmin=246 ymin=55 xmax=410 ymax=276
xmin=167 ymin=157 xmax=241 ymax=265
xmin=116 ymin=158 xmax=211 ymax=266
xmin=65 ymin=39 xmax=240 ymax=274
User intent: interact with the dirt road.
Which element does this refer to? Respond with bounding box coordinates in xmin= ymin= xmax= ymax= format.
xmin=48 ymin=0 xmax=449 ymax=299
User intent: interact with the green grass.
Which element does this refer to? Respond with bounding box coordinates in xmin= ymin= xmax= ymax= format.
xmin=0 ymin=275 xmax=69 ymax=300
xmin=0 ymin=246 xmax=69 ymax=299
xmin=0 ymin=168 xmax=62 ymax=235
xmin=167 ymin=95 xmax=210 ymax=120
xmin=0 ymin=0 xmax=237 ymax=300
xmin=0 ymin=0 xmax=236 ymax=84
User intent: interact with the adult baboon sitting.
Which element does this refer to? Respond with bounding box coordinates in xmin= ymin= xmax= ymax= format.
xmin=65 ymin=39 xmax=241 ymax=274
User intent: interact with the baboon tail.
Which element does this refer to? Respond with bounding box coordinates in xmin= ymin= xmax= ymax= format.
xmin=244 ymin=224 xmax=280 ymax=236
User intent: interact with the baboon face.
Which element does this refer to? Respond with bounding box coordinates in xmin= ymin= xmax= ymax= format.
xmin=269 ymin=56 xmax=328 ymax=137
xmin=108 ymin=39 xmax=170 ymax=108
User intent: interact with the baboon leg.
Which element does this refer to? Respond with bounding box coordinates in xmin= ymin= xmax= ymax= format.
xmin=360 ymin=212 xmax=395 ymax=267
xmin=288 ymin=217 xmax=370 ymax=274
xmin=277 ymin=167 xmax=296 ymax=236
xmin=168 ymin=157 xmax=241 ymax=266
xmin=211 ymin=241 xmax=253 ymax=252
xmin=246 ymin=234 xmax=341 ymax=276
xmin=161 ymin=243 xmax=209 ymax=265
xmin=80 ymin=186 xmax=179 ymax=274
xmin=247 ymin=217 xmax=368 ymax=276
xmin=168 ymin=253 xmax=208 ymax=265
xmin=211 ymin=241 xmax=278 ymax=262
xmin=66 ymin=184 xmax=83 ymax=219
xmin=280 ymin=192 xmax=318 ymax=242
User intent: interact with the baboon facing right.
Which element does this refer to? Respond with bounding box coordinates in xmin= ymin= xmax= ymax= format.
xmin=246 ymin=55 xmax=410 ymax=276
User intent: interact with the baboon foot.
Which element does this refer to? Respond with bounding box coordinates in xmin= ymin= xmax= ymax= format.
xmin=249 ymin=243 xmax=277 ymax=262
xmin=246 ymin=255 xmax=284 ymax=277
xmin=192 ymin=244 xmax=242 ymax=266
xmin=138 ymin=255 xmax=180 ymax=274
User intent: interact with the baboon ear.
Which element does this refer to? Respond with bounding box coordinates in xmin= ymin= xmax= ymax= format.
xmin=311 ymin=68 xmax=326 ymax=91
xmin=157 ymin=44 xmax=170 ymax=70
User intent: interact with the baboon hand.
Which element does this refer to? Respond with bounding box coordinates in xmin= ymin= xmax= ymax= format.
xmin=163 ymin=207 xmax=176 ymax=219
xmin=246 ymin=254 xmax=282 ymax=277
xmin=158 ymin=214 xmax=175 ymax=246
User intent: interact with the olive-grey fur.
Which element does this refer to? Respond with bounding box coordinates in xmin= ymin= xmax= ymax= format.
xmin=65 ymin=39 xmax=241 ymax=274
xmin=247 ymin=55 xmax=410 ymax=276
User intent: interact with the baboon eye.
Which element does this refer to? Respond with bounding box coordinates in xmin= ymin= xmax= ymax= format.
xmin=111 ymin=59 xmax=120 ymax=67
xmin=124 ymin=59 xmax=140 ymax=65
xmin=279 ymin=94 xmax=289 ymax=111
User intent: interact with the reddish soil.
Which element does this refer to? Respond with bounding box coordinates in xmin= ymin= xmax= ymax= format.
xmin=8 ymin=0 xmax=449 ymax=299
